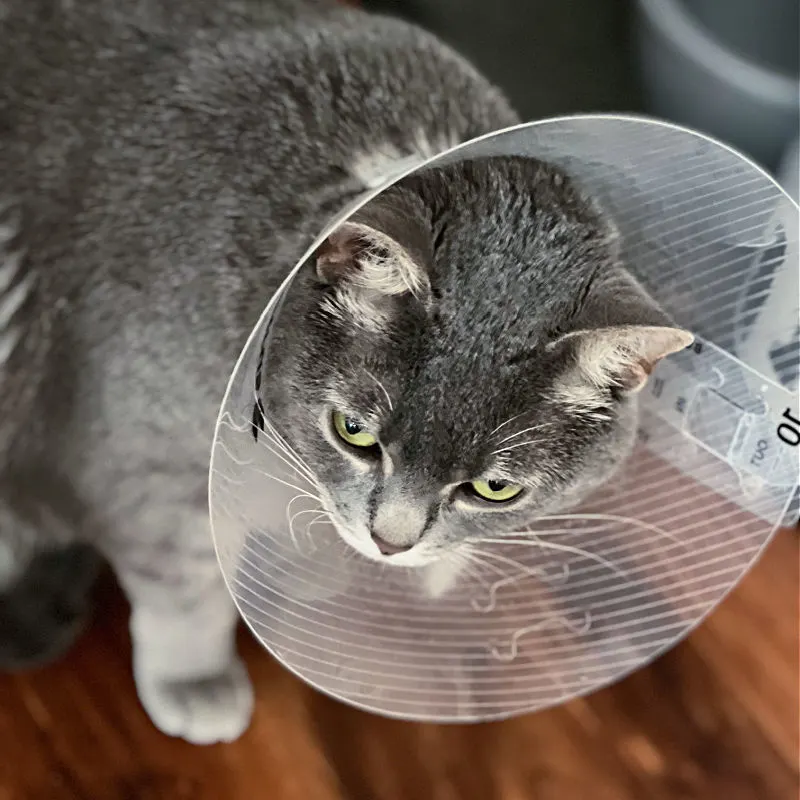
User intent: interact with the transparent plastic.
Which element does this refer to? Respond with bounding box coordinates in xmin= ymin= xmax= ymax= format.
xmin=210 ymin=115 xmax=800 ymax=721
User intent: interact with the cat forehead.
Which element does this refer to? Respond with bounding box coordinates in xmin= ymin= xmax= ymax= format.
xmin=414 ymin=163 xmax=613 ymax=321
xmin=341 ymin=349 xmax=554 ymax=444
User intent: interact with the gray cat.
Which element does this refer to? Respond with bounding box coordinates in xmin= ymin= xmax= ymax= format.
xmin=0 ymin=0 xmax=691 ymax=744
xmin=262 ymin=157 xmax=692 ymax=575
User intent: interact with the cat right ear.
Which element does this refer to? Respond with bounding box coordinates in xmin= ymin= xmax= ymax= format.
xmin=314 ymin=221 xmax=429 ymax=301
xmin=549 ymin=269 xmax=693 ymax=408
xmin=562 ymin=324 xmax=694 ymax=394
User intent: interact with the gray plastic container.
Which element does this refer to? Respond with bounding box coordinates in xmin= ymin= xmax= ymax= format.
xmin=635 ymin=0 xmax=800 ymax=172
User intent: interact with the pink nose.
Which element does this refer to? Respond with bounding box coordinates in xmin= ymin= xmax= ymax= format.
xmin=370 ymin=533 xmax=412 ymax=556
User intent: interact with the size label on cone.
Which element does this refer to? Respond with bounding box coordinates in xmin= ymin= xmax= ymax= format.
xmin=641 ymin=336 xmax=799 ymax=526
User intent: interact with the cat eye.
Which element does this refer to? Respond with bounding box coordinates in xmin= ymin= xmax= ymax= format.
xmin=469 ymin=479 xmax=523 ymax=503
xmin=332 ymin=410 xmax=378 ymax=449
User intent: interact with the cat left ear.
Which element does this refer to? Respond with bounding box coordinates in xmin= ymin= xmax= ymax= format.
xmin=563 ymin=324 xmax=694 ymax=394
xmin=315 ymin=221 xmax=429 ymax=300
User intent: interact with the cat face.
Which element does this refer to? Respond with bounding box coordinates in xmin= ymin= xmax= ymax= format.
xmin=261 ymin=156 xmax=692 ymax=566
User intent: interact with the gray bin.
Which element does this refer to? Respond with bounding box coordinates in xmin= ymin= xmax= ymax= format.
xmin=635 ymin=0 xmax=800 ymax=172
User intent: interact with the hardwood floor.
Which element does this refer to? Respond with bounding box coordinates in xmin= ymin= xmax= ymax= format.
xmin=0 ymin=528 xmax=797 ymax=800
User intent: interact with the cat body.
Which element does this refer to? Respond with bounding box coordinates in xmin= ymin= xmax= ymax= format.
xmin=0 ymin=0 xmax=518 ymax=742
xmin=0 ymin=0 xmax=691 ymax=744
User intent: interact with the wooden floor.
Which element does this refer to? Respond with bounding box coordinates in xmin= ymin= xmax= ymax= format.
xmin=0 ymin=528 xmax=797 ymax=800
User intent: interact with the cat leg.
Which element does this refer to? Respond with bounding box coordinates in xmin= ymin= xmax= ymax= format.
xmin=103 ymin=507 xmax=254 ymax=745
xmin=0 ymin=202 xmax=101 ymax=667
xmin=0 ymin=454 xmax=100 ymax=662
xmin=0 ymin=498 xmax=99 ymax=671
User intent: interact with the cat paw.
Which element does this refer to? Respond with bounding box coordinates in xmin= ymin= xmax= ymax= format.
xmin=135 ymin=658 xmax=254 ymax=745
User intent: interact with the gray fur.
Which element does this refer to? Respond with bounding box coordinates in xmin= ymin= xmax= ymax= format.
xmin=0 ymin=0 xmax=520 ymax=742
xmin=261 ymin=158 xmax=691 ymax=565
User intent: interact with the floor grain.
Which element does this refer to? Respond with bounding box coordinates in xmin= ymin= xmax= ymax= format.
xmin=0 ymin=529 xmax=797 ymax=800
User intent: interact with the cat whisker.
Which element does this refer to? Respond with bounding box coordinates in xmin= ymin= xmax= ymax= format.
xmin=469 ymin=521 xmax=572 ymax=584
xmin=285 ymin=493 xmax=315 ymax=551
xmin=288 ymin=505 xmax=328 ymax=531
xmin=488 ymin=412 xmax=526 ymax=437
xmin=490 ymin=609 xmax=592 ymax=662
xmin=461 ymin=545 xmax=536 ymax=580
xmin=487 ymin=524 xmax=608 ymax=538
xmin=462 ymin=546 xmax=549 ymax=580
xmin=476 ymin=535 xmax=628 ymax=579
xmin=254 ymin=432 xmax=314 ymax=478
xmin=215 ymin=439 xmax=255 ymax=468
xmin=256 ymin=434 xmax=320 ymax=489
xmin=261 ymin=415 xmax=313 ymax=470
xmin=256 ymin=411 xmax=319 ymax=483
xmin=534 ymin=513 xmax=680 ymax=544
xmin=216 ymin=411 xmax=245 ymax=434
xmin=304 ymin=511 xmax=334 ymax=550
xmin=251 ymin=417 xmax=322 ymax=490
xmin=458 ymin=544 xmax=562 ymax=613
xmin=247 ymin=466 xmax=322 ymax=503
xmin=457 ymin=546 xmax=512 ymax=579
xmin=470 ymin=573 xmax=524 ymax=613
xmin=363 ymin=368 xmax=394 ymax=412
xmin=248 ymin=393 xmax=303 ymax=460
xmin=490 ymin=438 xmax=547 ymax=456
xmin=286 ymin=499 xmax=333 ymax=554
xmin=209 ymin=467 xmax=245 ymax=486
xmin=494 ymin=422 xmax=553 ymax=446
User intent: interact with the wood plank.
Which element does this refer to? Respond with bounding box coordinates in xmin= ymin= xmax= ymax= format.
xmin=0 ymin=529 xmax=797 ymax=799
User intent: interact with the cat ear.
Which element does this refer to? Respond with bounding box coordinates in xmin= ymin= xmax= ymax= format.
xmin=563 ymin=324 xmax=694 ymax=394
xmin=551 ymin=269 xmax=693 ymax=403
xmin=315 ymin=221 xmax=429 ymax=301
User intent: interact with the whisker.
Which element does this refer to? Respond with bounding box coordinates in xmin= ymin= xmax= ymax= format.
xmin=258 ymin=414 xmax=319 ymax=483
xmin=535 ymin=513 xmax=680 ymax=544
xmin=246 ymin=466 xmax=322 ymax=502
xmin=494 ymin=422 xmax=553 ymax=446
xmin=490 ymin=609 xmax=592 ymax=662
xmin=262 ymin=418 xmax=315 ymax=470
xmin=457 ymin=548 xmax=512 ymax=580
xmin=304 ymin=511 xmax=334 ymax=551
xmin=288 ymin=505 xmax=327 ymax=530
xmin=209 ymin=467 xmax=245 ymax=486
xmin=255 ymin=436 xmax=319 ymax=488
xmin=463 ymin=544 xmax=571 ymax=609
xmin=249 ymin=392 xmax=316 ymax=476
xmin=491 ymin=438 xmax=547 ymax=456
xmin=477 ymin=536 xmax=628 ymax=578
xmin=216 ymin=439 xmax=255 ymax=468
xmin=487 ymin=524 xmax=609 ymax=539
xmin=471 ymin=573 xmax=525 ymax=613
xmin=363 ymin=368 xmax=394 ymax=412
xmin=217 ymin=412 xmax=248 ymax=434
xmin=463 ymin=546 xmax=545 ymax=577
xmin=285 ymin=492 xmax=316 ymax=551
xmin=488 ymin=412 xmax=526 ymax=437
xmin=251 ymin=422 xmax=323 ymax=494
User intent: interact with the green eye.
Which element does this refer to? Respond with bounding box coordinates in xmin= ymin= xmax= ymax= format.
xmin=470 ymin=479 xmax=523 ymax=503
xmin=332 ymin=411 xmax=378 ymax=448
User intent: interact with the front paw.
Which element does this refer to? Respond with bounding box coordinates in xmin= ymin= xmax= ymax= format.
xmin=134 ymin=657 xmax=254 ymax=745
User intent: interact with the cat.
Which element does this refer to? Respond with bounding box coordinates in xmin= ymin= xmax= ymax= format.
xmin=0 ymin=0 xmax=691 ymax=744
xmin=260 ymin=158 xmax=693 ymax=573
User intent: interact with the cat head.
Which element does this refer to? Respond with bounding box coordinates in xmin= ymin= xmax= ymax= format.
xmin=261 ymin=156 xmax=692 ymax=565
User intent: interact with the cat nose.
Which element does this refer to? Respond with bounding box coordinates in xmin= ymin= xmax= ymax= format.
xmin=370 ymin=532 xmax=412 ymax=556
